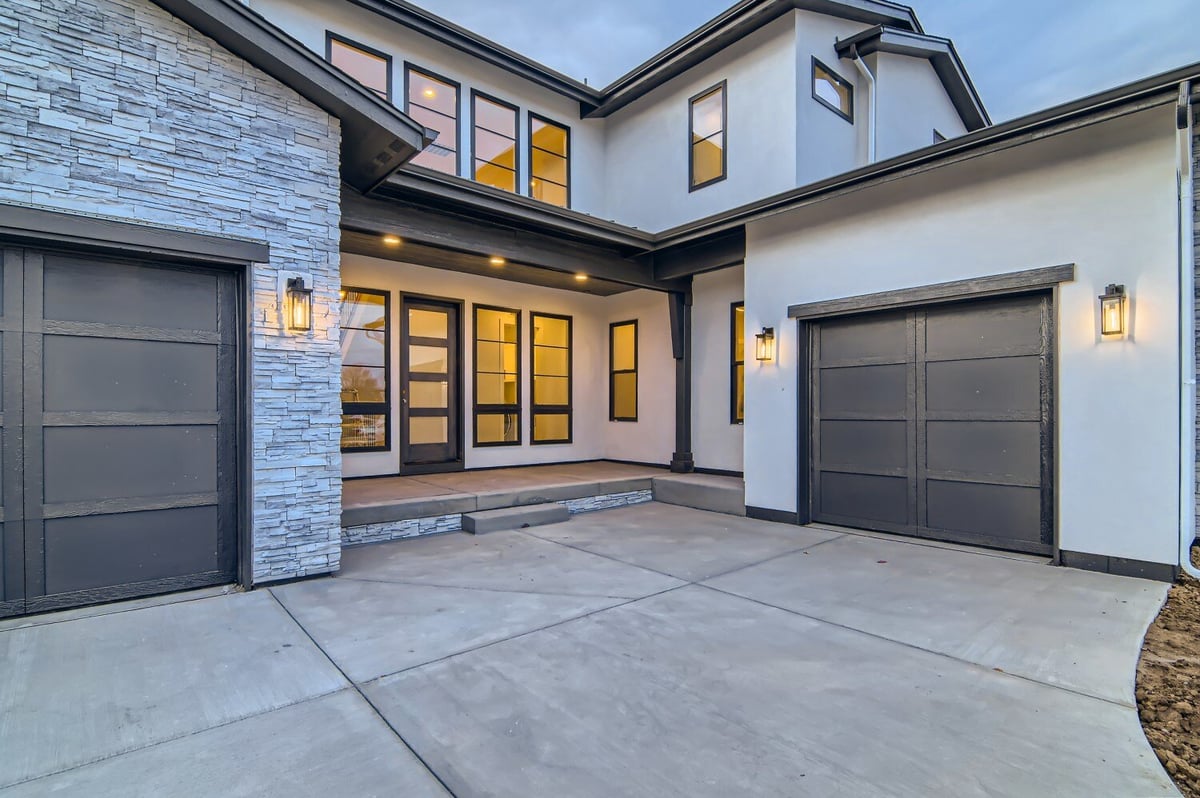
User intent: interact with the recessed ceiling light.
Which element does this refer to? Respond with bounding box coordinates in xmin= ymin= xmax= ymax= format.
xmin=423 ymin=88 xmax=436 ymax=98
xmin=574 ymin=273 xmax=588 ymax=282
xmin=382 ymin=235 xmax=401 ymax=247
xmin=489 ymin=256 xmax=506 ymax=267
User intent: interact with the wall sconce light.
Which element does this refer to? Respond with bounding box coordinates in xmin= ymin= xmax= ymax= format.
xmin=1099 ymin=283 xmax=1126 ymax=337
xmin=286 ymin=276 xmax=313 ymax=332
xmin=755 ymin=327 xmax=775 ymax=361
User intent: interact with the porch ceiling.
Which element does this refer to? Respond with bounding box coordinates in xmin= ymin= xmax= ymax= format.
xmin=340 ymin=230 xmax=634 ymax=296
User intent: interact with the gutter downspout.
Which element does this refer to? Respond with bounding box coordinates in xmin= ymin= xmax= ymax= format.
xmin=849 ymin=45 xmax=877 ymax=164
xmin=1177 ymin=80 xmax=1200 ymax=579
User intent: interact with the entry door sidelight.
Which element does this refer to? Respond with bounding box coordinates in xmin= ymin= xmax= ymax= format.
xmin=400 ymin=297 xmax=461 ymax=470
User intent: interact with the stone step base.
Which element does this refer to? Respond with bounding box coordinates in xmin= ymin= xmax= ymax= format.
xmin=463 ymin=503 xmax=571 ymax=534
xmin=652 ymin=474 xmax=745 ymax=517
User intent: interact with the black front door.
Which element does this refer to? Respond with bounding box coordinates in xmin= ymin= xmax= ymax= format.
xmin=400 ymin=296 xmax=461 ymax=471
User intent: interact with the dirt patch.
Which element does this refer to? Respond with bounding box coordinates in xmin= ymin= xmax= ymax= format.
xmin=1137 ymin=548 xmax=1200 ymax=798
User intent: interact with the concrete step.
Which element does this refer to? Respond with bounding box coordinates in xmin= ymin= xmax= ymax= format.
xmin=652 ymin=474 xmax=745 ymax=517
xmin=462 ymin=503 xmax=571 ymax=534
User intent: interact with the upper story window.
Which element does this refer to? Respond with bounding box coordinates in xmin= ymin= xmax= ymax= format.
xmin=326 ymin=33 xmax=391 ymax=102
xmin=472 ymin=92 xmax=519 ymax=193
xmin=529 ymin=114 xmax=570 ymax=208
xmin=406 ymin=65 xmax=460 ymax=175
xmin=812 ymin=58 xmax=853 ymax=123
xmin=689 ymin=82 xmax=726 ymax=191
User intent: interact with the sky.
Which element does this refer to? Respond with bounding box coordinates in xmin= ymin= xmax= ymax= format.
xmin=413 ymin=0 xmax=1200 ymax=121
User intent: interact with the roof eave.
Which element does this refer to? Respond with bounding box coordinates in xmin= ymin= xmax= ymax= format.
xmin=835 ymin=26 xmax=990 ymax=129
xmin=150 ymin=0 xmax=432 ymax=192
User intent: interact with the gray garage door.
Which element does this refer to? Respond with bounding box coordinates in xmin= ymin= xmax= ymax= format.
xmin=0 ymin=249 xmax=240 ymax=618
xmin=809 ymin=293 xmax=1053 ymax=554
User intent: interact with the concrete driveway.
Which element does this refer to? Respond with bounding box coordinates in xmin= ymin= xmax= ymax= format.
xmin=0 ymin=503 xmax=1177 ymax=797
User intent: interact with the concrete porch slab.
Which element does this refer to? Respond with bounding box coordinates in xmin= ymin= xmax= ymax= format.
xmin=364 ymin=585 xmax=1175 ymax=798
xmin=0 ymin=690 xmax=449 ymax=797
xmin=0 ymin=591 xmax=347 ymax=789
xmin=704 ymin=531 xmax=1170 ymax=705
xmin=524 ymin=501 xmax=841 ymax=581
xmin=341 ymin=461 xmax=665 ymax=528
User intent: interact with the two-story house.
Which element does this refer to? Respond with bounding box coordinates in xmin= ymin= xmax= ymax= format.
xmin=0 ymin=0 xmax=1197 ymax=619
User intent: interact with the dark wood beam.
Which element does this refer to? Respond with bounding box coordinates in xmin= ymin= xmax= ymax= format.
xmin=342 ymin=190 xmax=687 ymax=293
xmin=647 ymin=227 xmax=745 ymax=281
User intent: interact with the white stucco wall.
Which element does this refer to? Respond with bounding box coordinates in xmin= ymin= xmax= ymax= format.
xmin=602 ymin=290 xmax=677 ymax=465
xmin=692 ymin=266 xmax=745 ymax=472
xmin=601 ymin=13 xmax=799 ymax=231
xmin=793 ymin=10 xmax=873 ymax=185
xmin=873 ymin=52 xmax=968 ymax=159
xmin=340 ymin=256 xmax=675 ymax=475
xmin=743 ymin=105 xmax=1181 ymax=566
xmin=247 ymin=0 xmax=609 ymax=215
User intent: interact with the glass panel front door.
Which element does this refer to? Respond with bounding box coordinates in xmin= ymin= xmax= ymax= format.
xmin=401 ymin=297 xmax=461 ymax=469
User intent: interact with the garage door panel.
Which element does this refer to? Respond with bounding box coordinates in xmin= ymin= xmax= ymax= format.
xmin=819 ymin=364 xmax=908 ymax=416
xmin=925 ymin=299 xmax=1043 ymax=360
xmin=819 ymin=472 xmax=909 ymax=525
xmin=43 ymin=336 xmax=218 ymax=413
xmin=820 ymin=420 xmax=908 ymax=470
xmin=43 ymin=256 xmax=218 ymax=331
xmin=925 ymin=421 xmax=1041 ymax=481
xmin=42 ymin=426 xmax=217 ymax=504
xmin=925 ymin=480 xmax=1043 ymax=543
xmin=818 ymin=313 xmax=908 ymax=361
xmin=43 ymin=506 xmax=220 ymax=594
xmin=925 ymin=356 xmax=1041 ymax=415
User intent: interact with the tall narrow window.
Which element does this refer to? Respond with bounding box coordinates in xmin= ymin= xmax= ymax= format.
xmin=474 ymin=305 xmax=520 ymax=446
xmin=326 ymin=33 xmax=391 ymax=101
xmin=341 ymin=288 xmax=390 ymax=451
xmin=531 ymin=312 xmax=572 ymax=444
xmin=689 ymin=81 xmax=726 ymax=190
xmin=406 ymin=65 xmax=459 ymax=175
xmin=610 ymin=320 xmax=638 ymax=421
xmin=529 ymin=114 xmax=570 ymax=208
xmin=731 ymin=302 xmax=744 ymax=424
xmin=472 ymin=92 xmax=518 ymax=193
xmin=812 ymin=58 xmax=853 ymax=122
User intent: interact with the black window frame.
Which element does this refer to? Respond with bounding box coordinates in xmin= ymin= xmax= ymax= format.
xmin=470 ymin=89 xmax=520 ymax=194
xmin=472 ymin=303 xmax=522 ymax=448
xmin=688 ymin=80 xmax=727 ymax=192
xmin=609 ymin=319 xmax=638 ymax=422
xmin=811 ymin=57 xmax=853 ymax=124
xmin=325 ymin=32 xmax=393 ymax=102
xmin=340 ymin=286 xmax=392 ymax=453
xmin=527 ymin=112 xmax=571 ymax=208
xmin=530 ymin=311 xmax=573 ymax=445
xmin=731 ymin=301 xmax=744 ymax=425
xmin=403 ymin=62 xmax=462 ymax=177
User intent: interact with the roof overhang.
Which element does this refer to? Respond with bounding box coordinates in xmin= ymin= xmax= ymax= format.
xmin=150 ymin=0 xmax=433 ymax=192
xmin=586 ymin=0 xmax=924 ymax=118
xmin=835 ymin=25 xmax=989 ymax=130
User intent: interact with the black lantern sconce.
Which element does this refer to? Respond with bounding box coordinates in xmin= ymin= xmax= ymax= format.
xmin=1099 ymin=284 xmax=1126 ymax=337
xmin=286 ymin=276 xmax=314 ymax=332
xmin=755 ymin=327 xmax=775 ymax=362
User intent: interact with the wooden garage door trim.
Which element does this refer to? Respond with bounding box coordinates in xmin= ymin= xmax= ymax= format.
xmin=788 ymin=263 xmax=1074 ymax=321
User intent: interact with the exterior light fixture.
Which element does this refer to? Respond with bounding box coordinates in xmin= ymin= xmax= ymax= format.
xmin=286 ymin=277 xmax=313 ymax=332
xmin=574 ymin=273 xmax=588 ymax=282
xmin=489 ymin=256 xmax=506 ymax=267
xmin=1099 ymin=283 xmax=1126 ymax=337
xmin=755 ymin=327 xmax=775 ymax=361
